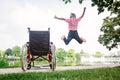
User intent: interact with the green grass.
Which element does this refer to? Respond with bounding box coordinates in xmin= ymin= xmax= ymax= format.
xmin=0 ymin=67 xmax=120 ymax=80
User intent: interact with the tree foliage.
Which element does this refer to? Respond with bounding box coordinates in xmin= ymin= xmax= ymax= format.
xmin=5 ymin=48 xmax=12 ymax=56
xmin=56 ymin=48 xmax=66 ymax=62
xmin=61 ymin=0 xmax=120 ymax=50
xmin=0 ymin=50 xmax=5 ymax=57
xmin=66 ymin=49 xmax=76 ymax=61
xmin=67 ymin=49 xmax=75 ymax=57
xmin=0 ymin=50 xmax=1 ymax=57
xmin=95 ymin=51 xmax=103 ymax=57
xmin=75 ymin=53 xmax=81 ymax=64
xmin=56 ymin=48 xmax=78 ymax=62
xmin=3 ymin=45 xmax=21 ymax=57
xmin=62 ymin=0 xmax=83 ymax=4
xmin=95 ymin=0 xmax=120 ymax=50
xmin=12 ymin=45 xmax=21 ymax=57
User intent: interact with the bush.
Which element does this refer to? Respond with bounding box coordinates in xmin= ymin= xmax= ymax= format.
xmin=14 ymin=61 xmax=21 ymax=67
xmin=0 ymin=58 xmax=9 ymax=68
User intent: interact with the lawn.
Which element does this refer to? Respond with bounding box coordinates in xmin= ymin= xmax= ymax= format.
xmin=0 ymin=67 xmax=120 ymax=80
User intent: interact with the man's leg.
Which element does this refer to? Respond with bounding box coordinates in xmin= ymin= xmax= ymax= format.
xmin=74 ymin=31 xmax=86 ymax=44
xmin=61 ymin=31 xmax=73 ymax=45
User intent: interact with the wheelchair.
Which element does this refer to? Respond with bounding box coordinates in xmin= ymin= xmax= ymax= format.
xmin=20 ymin=28 xmax=56 ymax=71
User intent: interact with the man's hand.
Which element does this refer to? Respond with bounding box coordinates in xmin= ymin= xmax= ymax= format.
xmin=54 ymin=15 xmax=57 ymax=19
xmin=84 ymin=7 xmax=86 ymax=10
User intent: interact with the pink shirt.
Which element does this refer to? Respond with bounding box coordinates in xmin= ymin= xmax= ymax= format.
xmin=65 ymin=17 xmax=82 ymax=31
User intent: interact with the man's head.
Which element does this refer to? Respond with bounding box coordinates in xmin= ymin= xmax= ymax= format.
xmin=50 ymin=42 xmax=53 ymax=44
xmin=70 ymin=13 xmax=76 ymax=18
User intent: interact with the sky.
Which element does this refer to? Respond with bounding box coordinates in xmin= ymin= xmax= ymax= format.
xmin=0 ymin=0 xmax=119 ymax=54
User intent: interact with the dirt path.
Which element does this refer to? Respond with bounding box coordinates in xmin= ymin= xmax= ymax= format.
xmin=0 ymin=64 xmax=119 ymax=74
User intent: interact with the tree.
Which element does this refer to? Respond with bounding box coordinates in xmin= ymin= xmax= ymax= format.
xmin=0 ymin=50 xmax=5 ymax=57
xmin=62 ymin=0 xmax=83 ymax=4
xmin=12 ymin=45 xmax=21 ymax=57
xmin=75 ymin=52 xmax=81 ymax=64
xmin=0 ymin=50 xmax=1 ymax=57
xmin=56 ymin=48 xmax=66 ymax=62
xmin=5 ymin=48 xmax=12 ymax=56
xmin=66 ymin=49 xmax=76 ymax=61
xmin=79 ymin=49 xmax=85 ymax=56
xmin=62 ymin=0 xmax=120 ymax=50
xmin=95 ymin=51 xmax=103 ymax=57
xmin=67 ymin=49 xmax=75 ymax=57
xmin=98 ymin=1 xmax=120 ymax=50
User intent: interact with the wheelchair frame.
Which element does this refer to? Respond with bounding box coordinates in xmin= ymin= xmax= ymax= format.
xmin=20 ymin=28 xmax=56 ymax=71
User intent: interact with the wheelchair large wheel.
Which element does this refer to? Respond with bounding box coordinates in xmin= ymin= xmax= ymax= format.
xmin=50 ymin=45 xmax=56 ymax=71
xmin=21 ymin=44 xmax=28 ymax=71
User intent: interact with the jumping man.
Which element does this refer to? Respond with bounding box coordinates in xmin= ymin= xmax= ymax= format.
xmin=54 ymin=7 xmax=86 ymax=45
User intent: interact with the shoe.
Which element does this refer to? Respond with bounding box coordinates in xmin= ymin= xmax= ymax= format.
xmin=80 ymin=37 xmax=86 ymax=42
xmin=61 ymin=35 xmax=65 ymax=40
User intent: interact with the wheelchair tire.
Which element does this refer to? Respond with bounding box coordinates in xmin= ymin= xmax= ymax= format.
xmin=50 ymin=45 xmax=56 ymax=71
xmin=21 ymin=44 xmax=28 ymax=71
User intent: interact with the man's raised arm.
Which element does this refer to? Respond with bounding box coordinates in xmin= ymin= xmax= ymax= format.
xmin=54 ymin=16 xmax=66 ymax=21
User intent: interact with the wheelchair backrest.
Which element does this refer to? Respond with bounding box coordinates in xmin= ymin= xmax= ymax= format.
xmin=29 ymin=30 xmax=50 ymax=56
